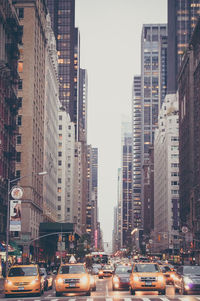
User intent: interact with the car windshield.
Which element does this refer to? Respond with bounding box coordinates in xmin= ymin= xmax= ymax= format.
xmin=183 ymin=266 xmax=200 ymax=275
xmin=115 ymin=266 xmax=130 ymax=274
xmin=134 ymin=264 xmax=160 ymax=273
xmin=40 ymin=268 xmax=47 ymax=276
xmin=59 ymin=265 xmax=86 ymax=274
xmin=8 ymin=267 xmax=38 ymax=277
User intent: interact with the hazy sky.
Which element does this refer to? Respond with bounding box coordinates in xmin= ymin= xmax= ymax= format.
xmin=75 ymin=0 xmax=167 ymax=244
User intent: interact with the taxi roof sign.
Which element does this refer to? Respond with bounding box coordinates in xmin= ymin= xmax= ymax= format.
xmin=69 ymin=255 xmax=76 ymax=263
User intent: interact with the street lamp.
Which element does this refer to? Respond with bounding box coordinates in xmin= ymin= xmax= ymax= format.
xmin=6 ymin=171 xmax=47 ymax=275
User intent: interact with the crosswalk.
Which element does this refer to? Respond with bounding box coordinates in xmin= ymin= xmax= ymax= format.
xmin=3 ymin=296 xmax=200 ymax=301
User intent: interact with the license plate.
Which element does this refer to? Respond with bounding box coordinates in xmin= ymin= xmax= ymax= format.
xmin=18 ymin=287 xmax=24 ymax=290
xmin=69 ymin=283 xmax=76 ymax=287
xmin=145 ymin=281 xmax=152 ymax=286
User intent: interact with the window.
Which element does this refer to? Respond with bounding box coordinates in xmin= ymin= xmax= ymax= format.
xmin=58 ymin=196 xmax=61 ymax=201
xmin=58 ymin=178 xmax=62 ymax=184
xmin=58 ymin=160 xmax=62 ymax=166
xmin=59 ymin=125 xmax=62 ymax=130
xmin=16 ymin=170 xmax=21 ymax=178
xmin=16 ymin=152 xmax=21 ymax=162
xmin=171 ymin=181 xmax=179 ymax=186
xmin=67 ymin=208 xmax=70 ymax=212
xmin=18 ymin=62 xmax=23 ymax=72
xmin=57 ymin=205 xmax=61 ymax=210
xmin=16 ymin=135 xmax=21 ymax=144
xmin=18 ymin=97 xmax=22 ymax=108
xmin=59 ymin=115 xmax=62 ymax=120
xmin=58 ymin=151 xmax=62 ymax=157
xmin=18 ymin=79 xmax=23 ymax=90
xmin=17 ymin=115 xmax=22 ymax=126
xmin=18 ymin=8 xmax=24 ymax=19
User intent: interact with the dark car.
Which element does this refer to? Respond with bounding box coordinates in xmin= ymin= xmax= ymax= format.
xmin=174 ymin=265 xmax=200 ymax=295
xmin=112 ymin=265 xmax=131 ymax=291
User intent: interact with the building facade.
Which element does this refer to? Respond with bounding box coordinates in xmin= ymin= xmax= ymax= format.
xmin=141 ymin=24 xmax=167 ymax=227
xmin=0 ymin=0 xmax=20 ymax=241
xmin=14 ymin=0 xmax=48 ymax=258
xmin=154 ymin=94 xmax=179 ymax=254
xmin=121 ymin=120 xmax=132 ymax=248
xmin=43 ymin=14 xmax=59 ymax=222
xmin=167 ymin=0 xmax=200 ymax=93
xmin=57 ymin=110 xmax=75 ymax=223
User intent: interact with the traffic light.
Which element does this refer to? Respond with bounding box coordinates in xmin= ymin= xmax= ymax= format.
xmin=69 ymin=234 xmax=75 ymax=242
xmin=58 ymin=234 xmax=62 ymax=242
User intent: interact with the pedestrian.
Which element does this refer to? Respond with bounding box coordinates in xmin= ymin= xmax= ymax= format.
xmin=1 ymin=260 xmax=6 ymax=278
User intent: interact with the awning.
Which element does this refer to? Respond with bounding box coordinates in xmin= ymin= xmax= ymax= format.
xmin=1 ymin=241 xmax=21 ymax=256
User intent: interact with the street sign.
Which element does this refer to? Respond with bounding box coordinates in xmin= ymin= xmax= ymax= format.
xmin=182 ymin=226 xmax=188 ymax=233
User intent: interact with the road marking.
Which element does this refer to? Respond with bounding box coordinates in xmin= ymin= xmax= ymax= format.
xmin=159 ymin=297 xmax=171 ymax=301
xmin=87 ymin=298 xmax=93 ymax=301
xmin=105 ymin=298 xmax=112 ymax=301
xmin=124 ymin=298 xmax=131 ymax=301
xmin=142 ymin=298 xmax=152 ymax=301
xmin=106 ymin=284 xmax=109 ymax=297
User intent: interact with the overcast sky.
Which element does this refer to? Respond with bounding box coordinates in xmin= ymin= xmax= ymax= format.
xmin=75 ymin=0 xmax=167 ymax=244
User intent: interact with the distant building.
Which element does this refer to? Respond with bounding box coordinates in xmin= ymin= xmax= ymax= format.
xmin=57 ymin=111 xmax=75 ymax=223
xmin=140 ymin=24 xmax=167 ymax=227
xmin=121 ymin=119 xmax=132 ymax=248
xmin=0 ymin=0 xmax=20 ymax=241
xmin=154 ymin=94 xmax=179 ymax=254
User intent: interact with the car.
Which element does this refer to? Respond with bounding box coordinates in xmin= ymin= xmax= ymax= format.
xmin=4 ymin=264 xmax=44 ymax=297
xmin=98 ymin=265 xmax=113 ymax=279
xmin=129 ymin=262 xmax=166 ymax=295
xmin=40 ymin=268 xmax=53 ymax=290
xmin=174 ymin=265 xmax=200 ymax=295
xmin=55 ymin=263 xmax=91 ymax=296
xmin=112 ymin=265 xmax=131 ymax=291
xmin=160 ymin=264 xmax=177 ymax=285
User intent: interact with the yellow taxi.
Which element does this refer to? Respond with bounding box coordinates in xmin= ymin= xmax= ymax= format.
xmin=4 ymin=264 xmax=44 ymax=297
xmin=129 ymin=262 xmax=166 ymax=295
xmin=160 ymin=264 xmax=177 ymax=285
xmin=55 ymin=263 xmax=91 ymax=296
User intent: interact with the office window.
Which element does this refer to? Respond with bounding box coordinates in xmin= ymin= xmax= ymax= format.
xmin=16 ymin=152 xmax=21 ymax=162
xmin=16 ymin=135 xmax=21 ymax=144
xmin=57 ymin=205 xmax=61 ymax=210
xmin=17 ymin=115 xmax=22 ymax=126
xmin=18 ymin=97 xmax=22 ymax=108
xmin=16 ymin=170 xmax=21 ymax=178
xmin=58 ymin=178 xmax=62 ymax=184
xmin=58 ymin=160 xmax=62 ymax=166
xmin=18 ymin=79 xmax=23 ymax=90
xmin=18 ymin=8 xmax=24 ymax=19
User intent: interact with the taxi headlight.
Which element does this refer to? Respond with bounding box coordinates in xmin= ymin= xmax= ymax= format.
xmin=90 ymin=276 xmax=95 ymax=285
xmin=133 ymin=275 xmax=139 ymax=282
xmin=57 ymin=278 xmax=63 ymax=284
xmin=184 ymin=276 xmax=193 ymax=284
xmin=5 ymin=280 xmax=12 ymax=285
xmin=31 ymin=279 xmax=39 ymax=285
xmin=99 ymin=270 xmax=103 ymax=275
xmin=171 ymin=274 xmax=176 ymax=279
xmin=80 ymin=275 xmax=89 ymax=285
xmin=113 ymin=275 xmax=119 ymax=283
xmin=158 ymin=275 xmax=164 ymax=282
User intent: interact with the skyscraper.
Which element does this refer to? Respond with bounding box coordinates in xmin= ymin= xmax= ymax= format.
xmin=140 ymin=24 xmax=167 ymax=227
xmin=47 ymin=0 xmax=77 ymax=126
xmin=121 ymin=120 xmax=132 ymax=248
xmin=167 ymin=0 xmax=200 ymax=93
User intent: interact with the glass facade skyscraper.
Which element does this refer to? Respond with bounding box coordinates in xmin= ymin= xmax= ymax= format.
xmin=168 ymin=0 xmax=200 ymax=93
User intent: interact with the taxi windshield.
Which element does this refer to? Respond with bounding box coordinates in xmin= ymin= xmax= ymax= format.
xmin=134 ymin=264 xmax=160 ymax=273
xmin=59 ymin=265 xmax=86 ymax=274
xmin=8 ymin=267 xmax=38 ymax=277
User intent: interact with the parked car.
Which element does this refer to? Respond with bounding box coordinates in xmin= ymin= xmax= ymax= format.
xmin=112 ymin=265 xmax=131 ymax=291
xmin=174 ymin=265 xmax=200 ymax=295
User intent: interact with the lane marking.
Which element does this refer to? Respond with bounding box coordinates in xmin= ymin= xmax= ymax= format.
xmin=124 ymin=298 xmax=132 ymax=301
xmin=142 ymin=298 xmax=152 ymax=301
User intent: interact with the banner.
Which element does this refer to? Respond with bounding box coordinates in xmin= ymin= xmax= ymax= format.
xmin=10 ymin=200 xmax=21 ymax=231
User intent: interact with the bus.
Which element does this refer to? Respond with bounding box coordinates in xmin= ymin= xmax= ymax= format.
xmin=85 ymin=252 xmax=109 ymax=267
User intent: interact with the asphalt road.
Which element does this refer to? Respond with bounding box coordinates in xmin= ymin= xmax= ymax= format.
xmin=1 ymin=277 xmax=200 ymax=301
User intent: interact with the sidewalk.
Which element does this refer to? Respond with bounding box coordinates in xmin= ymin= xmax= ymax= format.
xmin=0 ymin=277 xmax=4 ymax=293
